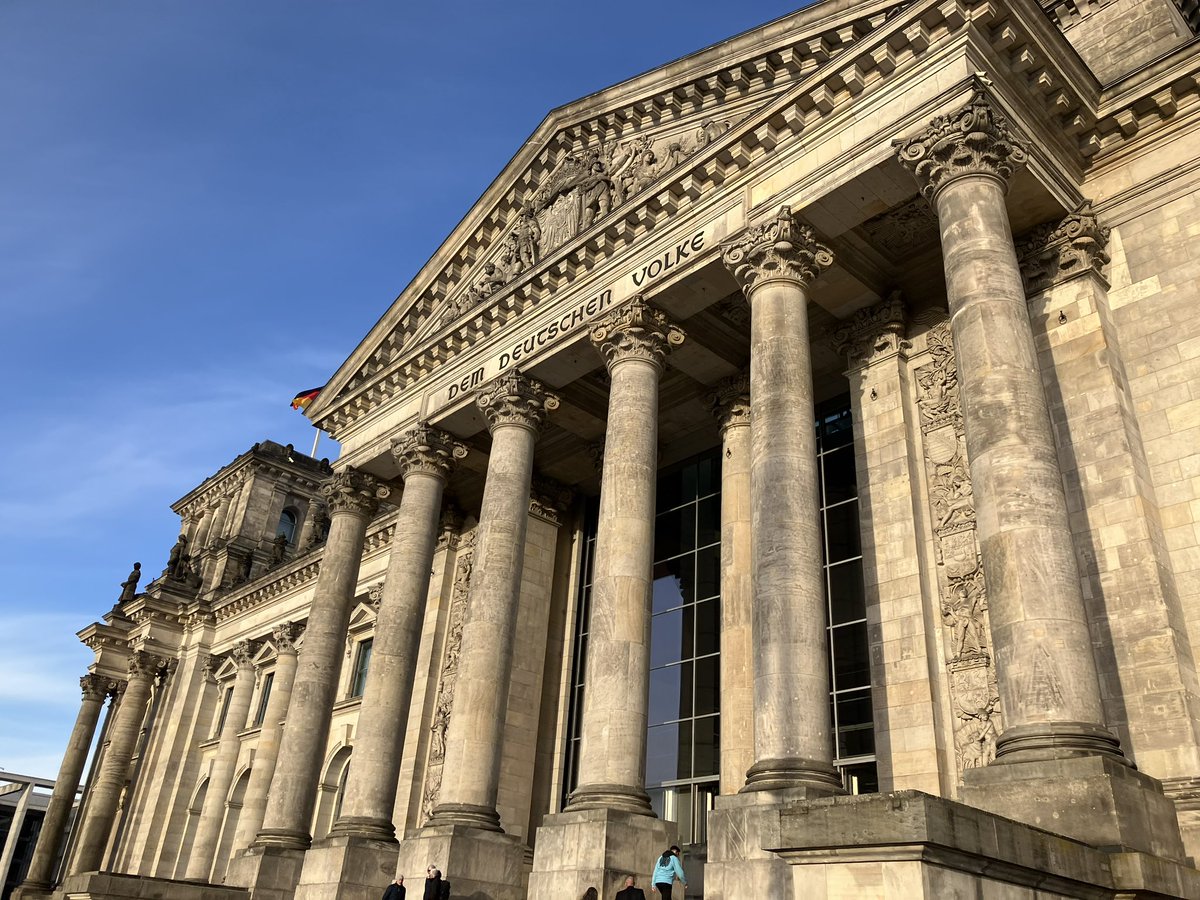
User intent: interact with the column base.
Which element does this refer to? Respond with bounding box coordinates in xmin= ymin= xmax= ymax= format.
xmin=293 ymin=833 xmax=398 ymax=900
xmin=249 ymin=827 xmax=312 ymax=851
xmin=564 ymin=782 xmax=654 ymax=816
xmin=707 ymin=784 xmax=842 ymax=897
xmin=224 ymin=844 xmax=307 ymax=900
xmin=960 ymin=753 xmax=1187 ymax=861
xmin=326 ymin=816 xmax=397 ymax=843
xmin=425 ymin=802 xmax=503 ymax=832
xmin=741 ymin=756 xmax=845 ymax=793
xmin=10 ymin=883 xmax=52 ymax=900
xmin=994 ymin=720 xmax=1128 ymax=764
xmin=395 ymin=823 xmax=525 ymax=900
xmin=528 ymin=806 xmax=675 ymax=900
xmin=54 ymin=872 xmax=248 ymax=900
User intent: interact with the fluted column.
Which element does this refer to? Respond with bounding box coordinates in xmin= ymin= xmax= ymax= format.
xmin=896 ymin=92 xmax=1124 ymax=763
xmin=232 ymin=623 xmax=303 ymax=853
xmin=185 ymin=640 xmax=260 ymax=880
xmin=70 ymin=652 xmax=165 ymax=874
xmin=254 ymin=468 xmax=387 ymax=849
xmin=567 ymin=298 xmax=685 ymax=814
xmin=429 ymin=372 xmax=557 ymax=830
xmin=16 ymin=675 xmax=112 ymax=893
xmin=332 ymin=425 xmax=466 ymax=840
xmin=721 ymin=208 xmax=844 ymax=793
xmin=206 ymin=492 xmax=235 ymax=548
xmin=712 ymin=374 xmax=755 ymax=794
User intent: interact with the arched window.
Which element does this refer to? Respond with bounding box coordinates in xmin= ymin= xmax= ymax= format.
xmin=276 ymin=509 xmax=297 ymax=545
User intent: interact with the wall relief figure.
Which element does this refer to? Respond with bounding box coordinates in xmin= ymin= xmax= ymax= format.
xmin=915 ymin=320 xmax=1002 ymax=779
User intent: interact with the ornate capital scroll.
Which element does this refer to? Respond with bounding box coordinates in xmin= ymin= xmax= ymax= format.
xmin=230 ymin=639 xmax=261 ymax=667
xmin=828 ymin=291 xmax=909 ymax=369
xmin=529 ymin=475 xmax=574 ymax=526
xmin=894 ymin=90 xmax=1029 ymax=202
xmin=710 ymin=372 xmax=751 ymax=433
xmin=721 ymin=205 xmax=834 ymax=296
xmin=127 ymin=650 xmax=169 ymax=681
xmin=589 ymin=296 xmax=686 ymax=371
xmin=272 ymin=621 xmax=304 ymax=654
xmin=202 ymin=654 xmax=222 ymax=683
xmin=475 ymin=370 xmax=559 ymax=434
xmin=1016 ymin=201 xmax=1111 ymax=295
xmin=80 ymin=673 xmax=111 ymax=702
xmin=321 ymin=467 xmax=389 ymax=518
xmin=367 ymin=582 xmax=385 ymax=609
xmin=391 ymin=424 xmax=468 ymax=482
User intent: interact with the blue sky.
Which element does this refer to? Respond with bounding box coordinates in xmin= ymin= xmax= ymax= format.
xmin=0 ymin=1 xmax=804 ymax=778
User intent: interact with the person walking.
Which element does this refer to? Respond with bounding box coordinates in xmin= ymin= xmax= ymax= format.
xmin=616 ymin=874 xmax=647 ymax=899
xmin=383 ymin=875 xmax=405 ymax=900
xmin=650 ymin=846 xmax=686 ymax=899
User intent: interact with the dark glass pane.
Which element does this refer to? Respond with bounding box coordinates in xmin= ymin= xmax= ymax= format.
xmin=646 ymin=722 xmax=681 ymax=786
xmin=654 ymin=506 xmax=695 ymax=561
xmin=648 ymin=786 xmax=667 ymax=820
xmin=695 ymin=453 xmax=718 ymax=497
xmin=649 ymin=665 xmax=684 ymax=726
xmin=841 ymin=760 xmax=878 ymax=794
xmin=821 ymin=445 xmax=858 ymax=505
xmin=695 ymin=546 xmax=720 ymax=601
xmin=693 ymin=716 xmax=719 ymax=777
xmin=696 ymin=495 xmax=720 ymax=548
xmin=828 ymin=559 xmax=866 ymax=625
xmin=832 ymin=622 xmax=871 ymax=689
xmin=825 ymin=499 xmax=861 ymax=561
xmin=681 ymin=463 xmax=698 ymax=503
xmin=652 ymin=560 xmax=688 ymax=614
xmin=693 ymin=655 xmax=719 ymax=716
xmin=820 ymin=402 xmax=854 ymax=449
xmin=676 ymin=719 xmax=693 ymax=780
xmin=651 ymin=609 xmax=684 ymax=667
xmin=694 ymin=599 xmax=720 ymax=658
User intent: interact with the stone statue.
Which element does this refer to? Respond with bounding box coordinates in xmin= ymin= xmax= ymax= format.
xmin=166 ymin=534 xmax=188 ymax=577
xmin=118 ymin=562 xmax=141 ymax=604
xmin=269 ymin=532 xmax=288 ymax=567
xmin=512 ymin=201 xmax=541 ymax=272
xmin=238 ymin=551 xmax=255 ymax=584
xmin=303 ymin=503 xmax=331 ymax=551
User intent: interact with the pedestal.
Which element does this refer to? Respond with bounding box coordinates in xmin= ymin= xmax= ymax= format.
xmin=528 ymin=808 xmax=675 ymax=900
xmin=960 ymin=754 xmax=1188 ymax=861
xmin=224 ymin=845 xmax=307 ymax=900
xmin=55 ymin=871 xmax=248 ymax=900
xmin=394 ymin=824 xmax=525 ymax=900
xmin=292 ymin=834 xmax=398 ymax=900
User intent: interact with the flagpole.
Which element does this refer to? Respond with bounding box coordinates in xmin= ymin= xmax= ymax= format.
xmin=311 ymin=427 xmax=321 ymax=458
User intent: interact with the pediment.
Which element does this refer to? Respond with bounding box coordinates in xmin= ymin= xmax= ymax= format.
xmin=307 ymin=0 xmax=914 ymax=433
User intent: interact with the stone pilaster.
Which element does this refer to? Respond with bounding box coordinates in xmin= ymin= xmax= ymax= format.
xmin=722 ymin=206 xmax=843 ymax=794
xmin=712 ymin=374 xmax=754 ymax=796
xmin=567 ymin=297 xmax=685 ymax=815
xmin=897 ymin=91 xmax=1186 ymax=861
xmin=232 ymin=623 xmax=303 ymax=854
xmin=185 ymin=640 xmax=260 ymax=881
xmin=14 ymin=675 xmax=112 ymax=896
xmin=69 ymin=651 xmax=167 ymax=875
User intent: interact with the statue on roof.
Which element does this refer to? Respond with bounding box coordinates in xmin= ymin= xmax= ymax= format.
xmin=117 ymin=562 xmax=141 ymax=605
xmin=165 ymin=534 xmax=188 ymax=578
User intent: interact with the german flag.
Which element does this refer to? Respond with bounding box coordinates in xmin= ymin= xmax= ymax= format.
xmin=290 ymin=387 xmax=322 ymax=411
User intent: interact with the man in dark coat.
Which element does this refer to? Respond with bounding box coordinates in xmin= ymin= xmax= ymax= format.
xmin=423 ymin=868 xmax=443 ymax=900
xmin=616 ymin=874 xmax=647 ymax=900
xmin=382 ymin=875 xmax=405 ymax=900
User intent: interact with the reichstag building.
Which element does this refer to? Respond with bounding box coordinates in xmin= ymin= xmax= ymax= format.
xmin=15 ymin=0 xmax=1200 ymax=894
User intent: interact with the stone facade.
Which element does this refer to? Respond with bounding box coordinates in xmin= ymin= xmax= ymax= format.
xmin=18 ymin=0 xmax=1200 ymax=897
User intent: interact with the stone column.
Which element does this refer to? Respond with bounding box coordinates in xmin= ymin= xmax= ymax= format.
xmin=185 ymin=640 xmax=260 ymax=880
xmin=70 ymin=651 xmax=165 ymax=875
xmin=711 ymin=373 xmax=755 ymax=795
xmin=253 ymin=468 xmax=387 ymax=849
xmin=567 ymin=297 xmax=685 ymax=814
xmin=720 ymin=207 xmax=843 ymax=793
xmin=331 ymin=425 xmax=466 ymax=840
xmin=15 ymin=675 xmax=112 ymax=895
xmin=232 ymin=623 xmax=302 ymax=853
xmin=207 ymin=492 xmax=235 ymax=548
xmin=429 ymin=371 xmax=557 ymax=830
xmin=895 ymin=92 xmax=1123 ymax=764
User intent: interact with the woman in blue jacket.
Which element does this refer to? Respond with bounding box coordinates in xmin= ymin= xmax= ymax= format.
xmin=651 ymin=845 xmax=686 ymax=899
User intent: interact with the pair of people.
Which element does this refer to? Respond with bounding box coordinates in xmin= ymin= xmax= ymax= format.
xmin=585 ymin=874 xmax=653 ymax=900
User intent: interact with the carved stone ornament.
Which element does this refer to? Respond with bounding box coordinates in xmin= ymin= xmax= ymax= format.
xmin=1016 ymin=200 xmax=1111 ymax=295
xmin=80 ymin=673 xmax=112 ymax=702
xmin=437 ymin=503 xmax=464 ymax=551
xmin=202 ymin=653 xmax=222 ymax=683
xmin=827 ymin=291 xmax=910 ymax=369
xmin=438 ymin=119 xmax=733 ymax=328
xmin=391 ymin=424 xmax=468 ymax=482
xmin=230 ymin=639 xmax=261 ymax=667
xmin=321 ymin=468 xmax=390 ymax=517
xmin=127 ymin=649 xmax=169 ymax=681
xmin=272 ymin=621 xmax=304 ymax=653
xmin=710 ymin=372 xmax=750 ymax=432
xmin=894 ymin=89 xmax=1030 ymax=203
xmin=367 ymin=582 xmax=385 ymax=609
xmin=475 ymin=370 xmax=560 ymax=434
xmin=720 ymin=205 xmax=834 ymax=295
xmin=586 ymin=441 xmax=606 ymax=474
xmin=590 ymin=296 xmax=686 ymax=371
xmin=529 ymin=475 xmax=574 ymax=526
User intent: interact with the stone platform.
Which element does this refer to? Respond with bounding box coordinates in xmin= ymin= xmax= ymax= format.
xmin=54 ymin=872 xmax=248 ymax=900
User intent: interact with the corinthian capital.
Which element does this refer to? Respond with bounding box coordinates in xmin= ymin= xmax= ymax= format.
xmin=230 ymin=639 xmax=261 ymax=668
xmin=128 ymin=650 xmax=168 ymax=681
xmin=721 ymin=206 xmax=834 ymax=296
xmin=828 ymin=291 xmax=909 ymax=369
xmin=710 ymin=372 xmax=750 ymax=433
xmin=475 ymin=370 xmax=559 ymax=434
xmin=391 ymin=424 xmax=468 ymax=482
xmin=590 ymin=296 xmax=686 ymax=371
xmin=321 ymin=468 xmax=389 ymax=518
xmin=272 ymin=621 xmax=304 ymax=653
xmin=894 ymin=90 xmax=1029 ymax=202
xmin=1016 ymin=201 xmax=1111 ymax=295
xmin=80 ymin=673 xmax=112 ymax=702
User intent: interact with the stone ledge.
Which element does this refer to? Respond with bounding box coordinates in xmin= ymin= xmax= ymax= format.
xmin=765 ymin=790 xmax=1200 ymax=899
xmin=57 ymin=872 xmax=248 ymax=900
